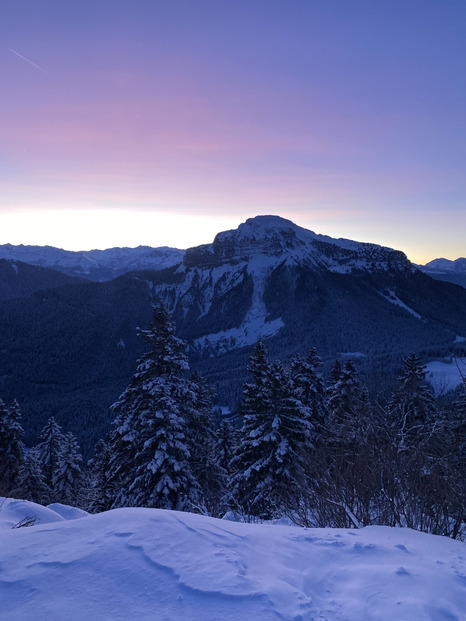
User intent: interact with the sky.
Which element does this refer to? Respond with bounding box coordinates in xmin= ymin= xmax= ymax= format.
xmin=2 ymin=0 xmax=465 ymax=263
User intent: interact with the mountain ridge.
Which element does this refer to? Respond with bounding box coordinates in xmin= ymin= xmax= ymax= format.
xmin=0 ymin=243 xmax=184 ymax=281
xmin=418 ymin=257 xmax=466 ymax=289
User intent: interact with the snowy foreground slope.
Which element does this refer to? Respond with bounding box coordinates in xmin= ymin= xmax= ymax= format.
xmin=1 ymin=499 xmax=465 ymax=621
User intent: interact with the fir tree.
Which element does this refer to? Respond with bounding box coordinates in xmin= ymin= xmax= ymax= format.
xmin=107 ymin=304 xmax=202 ymax=511
xmin=231 ymin=344 xmax=314 ymax=519
xmin=15 ymin=449 xmax=51 ymax=505
xmin=325 ymin=360 xmax=380 ymax=527
xmin=85 ymin=439 xmax=114 ymax=513
xmin=0 ymin=399 xmax=25 ymax=495
xmin=290 ymin=348 xmax=327 ymax=432
xmin=52 ymin=432 xmax=83 ymax=505
xmin=36 ymin=417 xmax=66 ymax=486
xmin=389 ymin=353 xmax=437 ymax=448
xmin=186 ymin=371 xmax=224 ymax=515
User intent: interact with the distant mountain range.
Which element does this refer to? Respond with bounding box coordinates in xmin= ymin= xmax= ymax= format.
xmin=0 ymin=243 xmax=183 ymax=281
xmin=1 ymin=216 xmax=465 ymax=454
xmin=417 ymin=257 xmax=466 ymax=289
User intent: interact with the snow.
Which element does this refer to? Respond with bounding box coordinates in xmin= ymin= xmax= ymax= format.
xmin=425 ymin=358 xmax=466 ymax=395
xmin=192 ymin=255 xmax=285 ymax=353
xmin=1 ymin=498 xmax=465 ymax=621
xmin=381 ymin=289 xmax=422 ymax=319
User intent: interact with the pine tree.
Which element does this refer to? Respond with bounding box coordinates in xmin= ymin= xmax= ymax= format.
xmin=36 ymin=417 xmax=66 ymax=486
xmin=384 ymin=354 xmax=440 ymax=530
xmin=290 ymin=348 xmax=327 ymax=432
xmin=107 ymin=304 xmax=202 ymax=511
xmin=52 ymin=431 xmax=83 ymax=505
xmin=0 ymin=399 xmax=25 ymax=495
xmin=215 ymin=418 xmax=238 ymax=479
xmin=186 ymin=371 xmax=224 ymax=515
xmin=15 ymin=449 xmax=51 ymax=505
xmin=389 ymin=353 xmax=437 ymax=447
xmin=210 ymin=417 xmax=237 ymax=515
xmin=325 ymin=360 xmax=380 ymax=527
xmin=327 ymin=359 xmax=370 ymax=436
xmin=85 ymin=439 xmax=114 ymax=513
xmin=231 ymin=343 xmax=314 ymax=519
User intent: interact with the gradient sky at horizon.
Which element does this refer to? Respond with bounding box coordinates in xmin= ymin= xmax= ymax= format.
xmin=2 ymin=0 xmax=465 ymax=263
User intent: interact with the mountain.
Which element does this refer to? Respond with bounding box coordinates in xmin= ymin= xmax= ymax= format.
xmin=2 ymin=499 xmax=465 ymax=621
xmin=0 ymin=259 xmax=85 ymax=301
xmin=418 ymin=257 xmax=466 ymax=289
xmin=0 ymin=243 xmax=184 ymax=281
xmin=2 ymin=215 xmax=466 ymax=453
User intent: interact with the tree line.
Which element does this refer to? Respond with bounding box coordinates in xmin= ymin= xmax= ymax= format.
xmin=1 ymin=304 xmax=465 ymax=539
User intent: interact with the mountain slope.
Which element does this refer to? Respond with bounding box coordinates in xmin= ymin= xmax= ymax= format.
xmin=0 ymin=259 xmax=85 ymax=300
xmin=1 ymin=499 xmax=465 ymax=621
xmin=418 ymin=257 xmax=466 ymax=289
xmin=0 ymin=243 xmax=184 ymax=281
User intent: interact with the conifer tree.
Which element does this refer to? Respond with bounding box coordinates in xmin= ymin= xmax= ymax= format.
xmin=0 ymin=399 xmax=25 ymax=495
xmin=15 ymin=449 xmax=51 ymax=505
xmin=215 ymin=418 xmax=238 ymax=479
xmin=325 ymin=360 xmax=380 ymax=527
xmin=36 ymin=417 xmax=66 ymax=487
xmin=107 ymin=304 xmax=202 ymax=511
xmin=85 ymin=439 xmax=114 ymax=513
xmin=290 ymin=348 xmax=327 ymax=432
xmin=52 ymin=431 xmax=83 ymax=504
xmin=389 ymin=353 xmax=437 ymax=448
xmin=186 ymin=371 xmax=224 ymax=515
xmin=384 ymin=354 xmax=440 ymax=530
xmin=231 ymin=343 xmax=314 ymax=519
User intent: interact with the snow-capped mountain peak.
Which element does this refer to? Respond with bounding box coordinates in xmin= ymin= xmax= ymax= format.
xmin=184 ymin=215 xmax=412 ymax=274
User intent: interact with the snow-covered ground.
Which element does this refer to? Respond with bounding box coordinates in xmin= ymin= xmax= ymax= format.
xmin=425 ymin=358 xmax=466 ymax=395
xmin=1 ymin=498 xmax=465 ymax=621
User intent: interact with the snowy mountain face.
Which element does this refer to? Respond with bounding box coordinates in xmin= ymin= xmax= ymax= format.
xmin=0 ymin=243 xmax=184 ymax=281
xmin=418 ymin=257 xmax=466 ymax=289
xmin=149 ymin=216 xmax=417 ymax=355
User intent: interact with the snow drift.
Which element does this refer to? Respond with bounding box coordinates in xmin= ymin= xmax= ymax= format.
xmin=1 ymin=498 xmax=465 ymax=620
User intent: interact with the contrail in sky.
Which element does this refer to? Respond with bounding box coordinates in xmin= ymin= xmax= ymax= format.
xmin=8 ymin=48 xmax=48 ymax=74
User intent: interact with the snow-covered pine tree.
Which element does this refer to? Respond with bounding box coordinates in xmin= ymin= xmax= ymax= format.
xmin=216 ymin=418 xmax=238 ymax=480
xmin=85 ymin=439 xmax=114 ymax=513
xmin=325 ymin=360 xmax=380 ymax=527
xmin=107 ymin=304 xmax=202 ymax=511
xmin=326 ymin=359 xmax=370 ymax=437
xmin=290 ymin=348 xmax=327 ymax=433
xmin=0 ymin=399 xmax=25 ymax=495
xmin=52 ymin=431 xmax=83 ymax=505
xmin=384 ymin=354 xmax=441 ymax=530
xmin=186 ymin=371 xmax=225 ymax=515
xmin=231 ymin=343 xmax=314 ymax=519
xmin=214 ymin=418 xmax=238 ymax=514
xmin=15 ymin=448 xmax=51 ymax=505
xmin=35 ymin=417 xmax=66 ymax=487
xmin=389 ymin=353 xmax=437 ymax=448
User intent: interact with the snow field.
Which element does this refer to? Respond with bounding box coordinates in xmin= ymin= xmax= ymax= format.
xmin=1 ymin=499 xmax=465 ymax=621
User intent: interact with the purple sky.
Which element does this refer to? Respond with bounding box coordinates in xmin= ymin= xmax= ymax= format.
xmin=2 ymin=0 xmax=465 ymax=262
